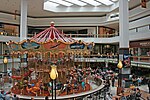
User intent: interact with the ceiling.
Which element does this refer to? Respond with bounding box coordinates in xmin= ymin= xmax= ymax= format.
xmin=0 ymin=0 xmax=144 ymax=31
xmin=0 ymin=0 xmax=141 ymax=18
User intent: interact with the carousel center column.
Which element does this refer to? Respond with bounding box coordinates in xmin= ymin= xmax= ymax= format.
xmin=117 ymin=0 xmax=130 ymax=95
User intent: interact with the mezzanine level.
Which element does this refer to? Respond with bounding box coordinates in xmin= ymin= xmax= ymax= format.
xmin=0 ymin=55 xmax=150 ymax=69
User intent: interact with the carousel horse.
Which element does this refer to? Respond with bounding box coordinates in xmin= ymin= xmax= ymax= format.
xmin=26 ymin=80 xmax=42 ymax=95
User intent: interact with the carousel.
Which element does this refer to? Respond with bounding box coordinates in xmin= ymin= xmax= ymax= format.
xmin=6 ymin=22 xmax=94 ymax=97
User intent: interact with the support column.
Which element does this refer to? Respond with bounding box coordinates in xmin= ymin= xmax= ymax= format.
xmin=4 ymin=63 xmax=7 ymax=76
xmin=119 ymin=0 xmax=129 ymax=48
xmin=96 ymin=26 xmax=99 ymax=38
xmin=20 ymin=0 xmax=28 ymax=41
xmin=138 ymin=48 xmax=141 ymax=61
xmin=105 ymin=61 xmax=108 ymax=68
xmin=117 ymin=0 xmax=130 ymax=94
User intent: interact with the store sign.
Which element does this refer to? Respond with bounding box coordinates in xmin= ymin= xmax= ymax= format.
xmin=123 ymin=54 xmax=131 ymax=68
xmin=139 ymin=42 xmax=150 ymax=46
xmin=130 ymin=41 xmax=150 ymax=48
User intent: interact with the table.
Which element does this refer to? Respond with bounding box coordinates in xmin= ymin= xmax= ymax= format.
xmin=112 ymin=92 xmax=131 ymax=100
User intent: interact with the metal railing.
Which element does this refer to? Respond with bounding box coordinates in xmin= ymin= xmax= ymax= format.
xmin=27 ymin=33 xmax=118 ymax=38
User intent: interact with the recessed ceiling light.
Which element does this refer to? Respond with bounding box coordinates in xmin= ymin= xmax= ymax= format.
xmin=64 ymin=0 xmax=87 ymax=6
xmin=81 ymin=0 xmax=101 ymax=6
xmin=48 ymin=0 xmax=73 ymax=7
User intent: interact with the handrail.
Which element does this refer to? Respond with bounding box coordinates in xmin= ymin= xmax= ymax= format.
xmin=27 ymin=33 xmax=118 ymax=38
xmin=63 ymin=33 xmax=117 ymax=38
xmin=129 ymin=24 xmax=150 ymax=30
xmin=131 ymin=56 xmax=150 ymax=59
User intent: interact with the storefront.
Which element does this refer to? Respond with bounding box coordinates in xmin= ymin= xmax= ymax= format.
xmin=130 ymin=40 xmax=150 ymax=56
xmin=93 ymin=43 xmax=118 ymax=56
xmin=0 ymin=23 xmax=19 ymax=37
xmin=130 ymin=40 xmax=150 ymax=64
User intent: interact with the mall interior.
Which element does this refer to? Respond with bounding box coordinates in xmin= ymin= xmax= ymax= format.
xmin=0 ymin=0 xmax=150 ymax=100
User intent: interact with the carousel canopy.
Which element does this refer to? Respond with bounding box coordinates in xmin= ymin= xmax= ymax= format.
xmin=31 ymin=22 xmax=75 ymax=44
xmin=6 ymin=22 xmax=94 ymax=54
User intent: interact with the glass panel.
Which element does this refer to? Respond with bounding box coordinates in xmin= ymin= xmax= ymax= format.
xmin=97 ymin=0 xmax=113 ymax=6
xmin=65 ymin=0 xmax=87 ymax=6
xmin=80 ymin=0 xmax=101 ymax=6
xmin=49 ymin=0 xmax=73 ymax=6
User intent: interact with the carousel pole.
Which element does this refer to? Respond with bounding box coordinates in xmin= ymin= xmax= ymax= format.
xmin=12 ymin=53 xmax=15 ymax=90
xmin=82 ymin=51 xmax=84 ymax=68
xmin=42 ymin=52 xmax=44 ymax=96
xmin=52 ymin=80 xmax=54 ymax=100
xmin=19 ymin=54 xmax=22 ymax=76
xmin=88 ymin=51 xmax=90 ymax=67
xmin=73 ymin=52 xmax=75 ymax=67
xmin=34 ymin=53 xmax=36 ymax=84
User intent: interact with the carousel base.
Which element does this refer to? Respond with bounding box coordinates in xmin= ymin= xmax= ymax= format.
xmin=11 ymin=83 xmax=91 ymax=99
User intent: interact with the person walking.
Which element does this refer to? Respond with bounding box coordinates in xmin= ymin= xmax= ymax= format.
xmin=5 ymin=91 xmax=12 ymax=100
xmin=12 ymin=94 xmax=19 ymax=100
xmin=111 ymin=77 xmax=115 ymax=87
xmin=0 ymin=90 xmax=5 ymax=100
xmin=45 ymin=96 xmax=49 ymax=100
xmin=148 ymin=79 xmax=150 ymax=93
xmin=136 ymin=88 xmax=141 ymax=100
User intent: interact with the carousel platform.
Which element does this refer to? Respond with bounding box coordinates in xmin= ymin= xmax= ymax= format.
xmin=12 ymin=80 xmax=104 ymax=100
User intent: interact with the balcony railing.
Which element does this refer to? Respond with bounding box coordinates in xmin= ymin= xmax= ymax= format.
xmin=131 ymin=56 xmax=150 ymax=63
xmin=27 ymin=33 xmax=118 ymax=38
xmin=0 ymin=28 xmax=19 ymax=37
xmin=129 ymin=24 xmax=150 ymax=33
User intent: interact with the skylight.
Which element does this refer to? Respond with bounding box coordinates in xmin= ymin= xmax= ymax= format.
xmin=80 ymin=0 xmax=101 ymax=6
xmin=97 ymin=0 xmax=113 ymax=6
xmin=48 ymin=0 xmax=73 ymax=7
xmin=64 ymin=0 xmax=87 ymax=6
xmin=111 ymin=0 xmax=118 ymax=2
xmin=44 ymin=1 xmax=59 ymax=8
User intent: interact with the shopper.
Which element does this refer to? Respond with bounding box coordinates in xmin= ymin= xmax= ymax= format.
xmin=148 ymin=79 xmax=150 ymax=93
xmin=111 ymin=77 xmax=115 ymax=87
xmin=0 ymin=90 xmax=5 ymax=100
xmin=45 ymin=96 xmax=49 ymax=100
xmin=5 ymin=91 xmax=12 ymax=100
xmin=120 ymin=93 xmax=127 ymax=100
xmin=12 ymin=94 xmax=19 ymax=100
xmin=136 ymin=88 xmax=141 ymax=100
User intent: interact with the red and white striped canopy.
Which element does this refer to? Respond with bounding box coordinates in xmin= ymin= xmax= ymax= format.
xmin=31 ymin=22 xmax=75 ymax=43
